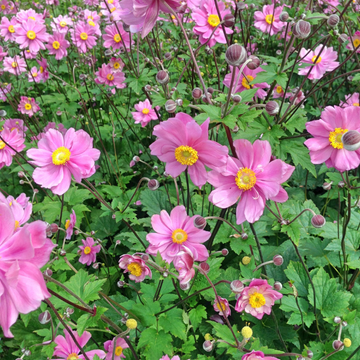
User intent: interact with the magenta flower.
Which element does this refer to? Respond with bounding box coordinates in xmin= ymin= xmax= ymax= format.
xmin=15 ymin=19 xmax=49 ymax=53
xmin=3 ymin=56 xmax=27 ymax=75
xmin=132 ymin=99 xmax=157 ymax=127
xmin=119 ymin=254 xmax=152 ymax=283
xmin=51 ymin=14 xmax=73 ymax=33
xmin=16 ymin=9 xmax=45 ymax=23
xmin=0 ymin=128 xmax=26 ymax=169
xmin=191 ymin=0 xmax=233 ymax=48
xmin=18 ymin=96 xmax=40 ymax=117
xmin=298 ymin=45 xmax=339 ymax=80
xmin=173 ymin=247 xmax=195 ymax=285
xmin=272 ymin=85 xmax=291 ymax=99
xmin=28 ymin=66 xmax=42 ymax=83
xmin=78 ymin=237 xmax=101 ymax=266
xmin=235 ymin=279 xmax=282 ymax=320
xmin=254 ymin=5 xmax=284 ymax=35
xmin=84 ymin=0 xmax=100 ymax=5
xmin=0 ymin=16 xmax=17 ymax=41
xmin=208 ymin=139 xmax=294 ymax=224
xmin=242 ymin=351 xmax=279 ymax=360
xmin=103 ymin=23 xmax=133 ymax=50
xmin=84 ymin=9 xmax=101 ymax=23
xmin=46 ymin=32 xmax=70 ymax=60
xmin=223 ymin=66 xmax=269 ymax=100
xmin=53 ymin=330 xmax=106 ymax=360
xmin=150 ymin=113 xmax=228 ymax=188
xmin=214 ymin=296 xmax=231 ymax=317
xmin=3 ymin=119 xmax=28 ymax=136
xmin=6 ymin=193 xmax=32 ymax=229
xmin=304 ymin=106 xmax=360 ymax=172
xmin=340 ymin=93 xmax=359 ymax=108
xmin=146 ymin=205 xmax=210 ymax=264
xmin=346 ymin=31 xmax=360 ymax=53
xmin=104 ymin=337 xmax=128 ymax=360
xmin=109 ymin=57 xmax=125 ymax=71
xmin=95 ymin=64 xmax=126 ymax=89
xmin=71 ymin=21 xmax=97 ymax=53
xmin=160 ymin=356 xmax=180 ymax=360
xmin=65 ymin=209 xmax=76 ymax=240
xmin=0 ymin=83 xmax=11 ymax=101
xmin=0 ymin=45 xmax=7 ymax=61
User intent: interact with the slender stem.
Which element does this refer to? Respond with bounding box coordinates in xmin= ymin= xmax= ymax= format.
xmin=204 ymin=216 xmax=242 ymax=236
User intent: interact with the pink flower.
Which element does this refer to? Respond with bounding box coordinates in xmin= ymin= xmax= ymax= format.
xmin=78 ymin=237 xmax=101 ymax=266
xmin=191 ymin=0 xmax=233 ymax=48
xmin=150 ymin=113 xmax=228 ymax=188
xmin=132 ymin=99 xmax=157 ymax=127
xmin=235 ymin=279 xmax=282 ymax=320
xmin=208 ymin=139 xmax=294 ymax=224
xmin=95 ymin=64 xmax=126 ymax=89
xmin=5 ymin=193 xmax=32 ymax=229
xmin=3 ymin=56 xmax=27 ymax=75
xmin=65 ymin=209 xmax=76 ymax=240
xmin=16 ymin=9 xmax=45 ymax=24
xmin=173 ymin=247 xmax=195 ymax=285
xmin=0 ymin=46 xmax=7 ymax=61
xmin=46 ymin=32 xmax=70 ymax=60
xmin=254 ymin=5 xmax=284 ymax=35
xmin=18 ymin=96 xmax=40 ymax=117
xmin=0 ymin=16 xmax=18 ymax=41
xmin=340 ymin=93 xmax=360 ymax=107
xmin=26 ymin=128 xmax=101 ymax=195
xmin=160 ymin=356 xmax=180 ymax=360
xmin=272 ymin=84 xmax=291 ymax=99
xmin=242 ymin=351 xmax=279 ymax=360
xmin=28 ymin=66 xmax=42 ymax=83
xmin=3 ymin=119 xmax=28 ymax=136
xmin=84 ymin=0 xmax=100 ymax=5
xmin=298 ymin=45 xmax=339 ymax=80
xmin=15 ymin=19 xmax=49 ymax=53
xmin=223 ymin=66 xmax=269 ymax=100
xmin=71 ymin=21 xmax=97 ymax=53
xmin=83 ymin=9 xmax=101 ymax=23
xmin=104 ymin=337 xmax=128 ymax=360
xmin=304 ymin=106 xmax=360 ymax=172
xmin=0 ymin=83 xmax=11 ymax=102
xmin=0 ymin=128 xmax=26 ymax=169
xmin=53 ymin=330 xmax=106 ymax=360
xmin=0 ymin=0 xmax=15 ymax=14
xmin=109 ymin=57 xmax=125 ymax=71
xmin=146 ymin=205 xmax=210 ymax=264
xmin=37 ymin=58 xmax=49 ymax=82
xmin=213 ymin=296 xmax=231 ymax=317
xmin=103 ymin=23 xmax=133 ymax=50
xmin=51 ymin=14 xmax=73 ymax=33
xmin=119 ymin=254 xmax=152 ymax=283
xmin=346 ymin=31 xmax=360 ymax=53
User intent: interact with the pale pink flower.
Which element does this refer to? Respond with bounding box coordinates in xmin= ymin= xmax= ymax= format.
xmin=119 ymin=254 xmax=152 ymax=282
xmin=160 ymin=356 xmax=180 ymax=360
xmin=83 ymin=9 xmax=101 ymax=23
xmin=0 ymin=46 xmax=7 ymax=61
xmin=272 ymin=84 xmax=291 ymax=99
xmin=37 ymin=58 xmax=49 ymax=82
xmin=65 ymin=210 xmax=76 ymax=240
xmin=173 ymin=247 xmax=195 ymax=285
xmin=26 ymin=128 xmax=100 ymax=195
xmin=84 ymin=0 xmax=100 ymax=5
xmin=104 ymin=337 xmax=129 ymax=360
xmin=346 ymin=31 xmax=360 ymax=53
xmin=0 ymin=16 xmax=17 ymax=41
xmin=109 ymin=57 xmax=125 ymax=71
xmin=3 ymin=56 xmax=27 ymax=75
xmin=78 ymin=237 xmax=101 ymax=266
xmin=103 ymin=23 xmax=133 ymax=50
xmin=213 ymin=296 xmax=231 ymax=317
xmin=71 ymin=21 xmax=97 ymax=53
xmin=208 ymin=139 xmax=294 ymax=224
xmin=0 ymin=84 xmax=12 ymax=102
xmin=192 ymin=0 xmax=233 ymax=47
xmin=16 ymin=9 xmax=45 ymax=24
xmin=24 ymin=49 xmax=38 ymax=59
xmin=0 ymin=128 xmax=25 ymax=169
xmin=15 ymin=19 xmax=49 ymax=53
xmin=32 ymin=122 xmax=67 ymax=142
xmin=242 ymin=351 xmax=280 ymax=360
xmin=254 ymin=5 xmax=284 ymax=35
xmin=18 ymin=96 xmax=40 ymax=117
xmin=340 ymin=93 xmax=360 ymax=107
xmin=235 ymin=279 xmax=282 ymax=320
xmin=95 ymin=64 xmax=126 ymax=89
xmin=53 ymin=330 xmax=105 ymax=360
xmin=51 ymin=14 xmax=73 ymax=33
xmin=150 ymin=113 xmax=228 ymax=188
xmin=5 ymin=193 xmax=32 ymax=229
xmin=46 ymin=32 xmax=70 ymax=60
xmin=132 ymin=99 xmax=157 ymax=127
xmin=28 ymin=66 xmax=42 ymax=83
xmin=146 ymin=205 xmax=210 ymax=264
xmin=298 ymin=45 xmax=339 ymax=80
xmin=304 ymin=106 xmax=360 ymax=172
xmin=3 ymin=119 xmax=27 ymax=136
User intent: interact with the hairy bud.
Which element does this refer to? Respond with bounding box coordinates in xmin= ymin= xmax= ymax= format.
xmin=332 ymin=340 xmax=344 ymax=351
xmin=334 ymin=316 xmax=341 ymax=324
xmin=117 ymin=280 xmax=125 ymax=288
xmin=192 ymin=87 xmax=203 ymax=99
xmin=221 ymin=249 xmax=229 ymax=256
xmin=44 ymin=268 xmax=53 ymax=277
xmin=230 ymin=280 xmax=244 ymax=293
xmin=342 ymin=130 xmax=360 ymax=151
xmin=247 ymin=55 xmax=261 ymax=70
xmin=194 ymin=216 xmax=207 ymax=229
xmin=279 ymin=11 xmax=289 ymax=22
xmin=273 ymin=254 xmax=283 ymax=266
xmin=199 ymin=262 xmax=210 ymax=274
xmin=338 ymin=33 xmax=348 ymax=44
xmin=307 ymin=350 xmax=313 ymax=359
xmin=165 ymin=99 xmax=176 ymax=113
xmin=322 ymin=182 xmax=332 ymax=191
xmin=311 ymin=214 xmax=326 ymax=228
xmin=156 ymin=70 xmax=169 ymax=85
xmin=148 ymin=179 xmax=159 ymax=191
xmin=232 ymin=94 xmax=242 ymax=103
xmin=203 ymin=340 xmax=213 ymax=352
xmin=237 ymin=2 xmax=246 ymax=10
xmin=38 ymin=311 xmax=51 ymax=324
xmin=294 ymin=20 xmax=311 ymax=39
xmin=225 ymin=44 xmax=247 ymax=67
xmin=327 ymin=14 xmax=340 ymax=27
xmin=274 ymin=281 xmax=283 ymax=291
xmin=265 ymin=101 xmax=280 ymax=115
xmin=223 ymin=13 xmax=235 ymax=27
xmin=175 ymin=98 xmax=183 ymax=106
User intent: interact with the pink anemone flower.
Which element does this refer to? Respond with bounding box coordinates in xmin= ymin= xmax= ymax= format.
xmin=146 ymin=205 xmax=210 ymax=264
xmin=28 ymin=66 xmax=42 ymax=83
xmin=78 ymin=237 xmax=101 ymax=266
xmin=0 ymin=45 xmax=7 ymax=61
xmin=65 ymin=209 xmax=76 ymax=239
xmin=109 ymin=57 xmax=125 ymax=71
xmin=272 ymin=84 xmax=291 ymax=99
xmin=95 ymin=64 xmax=126 ymax=89
xmin=0 ymin=128 xmax=26 ymax=169
xmin=71 ymin=21 xmax=97 ymax=53
xmin=5 ymin=193 xmax=32 ymax=229
xmin=346 ymin=31 xmax=360 ymax=53
xmin=119 ymin=254 xmax=152 ymax=282
xmin=104 ymin=337 xmax=129 ymax=360
xmin=213 ymin=296 xmax=231 ymax=317
xmin=304 ymin=106 xmax=360 ymax=172
xmin=340 ymin=93 xmax=360 ymax=108
xmin=53 ymin=330 xmax=106 ymax=360
xmin=208 ymin=139 xmax=294 ymax=225
xmin=46 ymin=32 xmax=70 ymax=60
xmin=149 ymin=113 xmax=228 ymax=188
xmin=242 ymin=351 xmax=280 ymax=360
xmin=0 ymin=84 xmax=11 ymax=101
xmin=192 ymin=0 xmax=233 ymax=48
xmin=103 ymin=23 xmax=133 ymax=50
xmin=51 ymin=14 xmax=73 ymax=33
xmin=235 ymin=279 xmax=282 ymax=320
xmin=3 ymin=118 xmax=28 ymax=136
xmin=18 ymin=96 xmax=40 ymax=117
xmin=83 ymin=9 xmax=101 ymax=23
xmin=0 ymin=16 xmax=18 ymax=41
xmin=173 ymin=247 xmax=195 ymax=285
xmin=254 ymin=4 xmax=284 ymax=35
xmin=298 ymin=45 xmax=339 ymax=80
xmin=15 ymin=19 xmax=49 ymax=53
xmin=132 ymin=99 xmax=157 ymax=127
xmin=3 ymin=56 xmax=27 ymax=75
xmin=160 ymin=356 xmax=180 ymax=360
xmin=16 ymin=9 xmax=45 ymax=24
xmin=26 ymin=128 xmax=101 ymax=195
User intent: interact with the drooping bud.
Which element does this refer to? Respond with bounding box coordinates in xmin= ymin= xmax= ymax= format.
xmin=117 ymin=280 xmax=125 ymax=288
xmin=341 ymin=130 xmax=360 ymax=151
xmin=241 ymin=232 xmax=248 ymax=240
xmin=199 ymin=262 xmax=210 ymax=274
xmin=203 ymin=340 xmax=213 ymax=352
xmin=237 ymin=2 xmax=246 ymax=10
xmin=342 ymin=321 xmax=348 ymax=327
xmin=60 ymin=249 xmax=66 ymax=256
xmin=223 ymin=13 xmax=235 ymax=27
xmin=164 ymin=52 xmax=172 ymax=60
xmin=38 ymin=311 xmax=51 ymax=324
xmin=307 ymin=350 xmax=313 ymax=359
xmin=338 ymin=181 xmax=345 ymax=188
xmin=44 ymin=268 xmax=53 ymax=277
xmin=274 ymin=281 xmax=283 ymax=291
xmin=334 ymin=316 xmax=341 ymax=324
xmin=221 ymin=249 xmax=229 ymax=256
xmin=311 ymin=214 xmax=326 ymax=228
xmin=148 ymin=179 xmax=159 ymax=191
xmin=144 ymin=84 xmax=152 ymax=91
xmin=194 ymin=216 xmax=207 ymax=229
xmin=273 ymin=254 xmax=283 ymax=266
xmin=327 ymin=14 xmax=340 ymax=27
xmin=332 ymin=340 xmax=344 ymax=351
xmin=338 ymin=33 xmax=348 ymax=44
xmin=175 ymin=98 xmax=183 ymax=107
xmin=279 ymin=11 xmax=289 ymax=22
xmin=0 ymin=110 xmax=7 ymax=117
xmin=18 ymin=171 xmax=25 ymax=178
xmin=133 ymin=155 xmax=140 ymax=163
xmin=294 ymin=20 xmax=311 ymax=39
xmin=50 ymin=223 xmax=59 ymax=233
xmin=247 ymin=55 xmax=261 ymax=70
xmin=230 ymin=280 xmax=244 ymax=293
xmin=225 ymin=44 xmax=247 ymax=67
xmin=202 ymin=93 xmax=212 ymax=104
xmin=265 ymin=101 xmax=280 ymax=115
xmin=180 ymin=282 xmax=190 ymax=290
xmin=165 ymin=99 xmax=176 ymax=113
xmin=232 ymin=94 xmax=242 ymax=103
xmin=192 ymin=87 xmax=202 ymax=99
xmin=156 ymin=70 xmax=169 ymax=85
xmin=207 ymin=87 xmax=214 ymax=94
xmin=322 ymin=182 xmax=332 ymax=191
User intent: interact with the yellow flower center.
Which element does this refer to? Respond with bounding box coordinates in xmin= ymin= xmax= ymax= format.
xmin=40 ymin=66 xmax=44 ymax=73
xmin=60 ymin=21 xmax=67 ymax=27
xmin=171 ymin=15 xmax=176 ymax=19
xmin=115 ymin=346 xmax=123 ymax=356
xmin=235 ymin=167 xmax=256 ymax=191
xmin=113 ymin=62 xmax=120 ymax=69
xmin=1 ymin=5 xmax=5 ymax=9
xmin=108 ymin=0 xmax=114 ymax=3
xmin=14 ymin=220 xmax=20 ymax=230
xmin=84 ymin=246 xmax=91 ymax=255
xmin=11 ymin=62 xmax=18 ymax=68
xmin=241 ymin=75 xmax=254 ymax=90
xmin=67 ymin=353 xmax=79 ymax=360
xmin=110 ymin=7 xmax=116 ymax=13
xmin=25 ymin=103 xmax=32 ymax=110
xmin=107 ymin=73 xmax=114 ymax=81
xmin=329 ymin=128 xmax=348 ymax=149
xmin=216 ymin=301 xmax=226 ymax=312
xmin=28 ymin=16 xmax=36 ymax=21
xmin=174 ymin=145 xmax=198 ymax=166
xmin=0 ymin=141 xmax=5 ymax=150
xmin=65 ymin=219 xmax=70 ymax=229
xmin=32 ymin=72 xmax=38 ymax=77
xmin=249 ymin=292 xmax=266 ymax=308
xmin=142 ymin=108 xmax=150 ymax=114
xmin=88 ymin=15 xmax=94 ymax=19
xmin=27 ymin=30 xmax=36 ymax=40
xmin=276 ymin=85 xmax=283 ymax=94
xmin=208 ymin=14 xmax=220 ymax=27
xmin=114 ymin=33 xmax=121 ymax=43
xmin=127 ymin=262 xmax=143 ymax=277
xmin=88 ymin=20 xmax=95 ymax=26
xmin=8 ymin=25 xmax=15 ymax=33
xmin=311 ymin=55 xmax=322 ymax=64
xmin=80 ymin=32 xmax=88 ymax=40
xmin=265 ymin=14 xmax=274 ymax=24
xmin=53 ymin=41 xmax=60 ymax=49
xmin=353 ymin=39 xmax=360 ymax=48
xmin=353 ymin=102 xmax=359 ymax=106
xmin=172 ymin=229 xmax=188 ymax=244
xmin=52 ymin=146 xmax=71 ymax=165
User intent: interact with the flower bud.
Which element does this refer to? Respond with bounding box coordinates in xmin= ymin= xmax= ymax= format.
xmin=156 ymin=70 xmax=169 ymax=84
xmin=274 ymin=281 xmax=283 ymax=291
xmin=74 ymin=230 xmax=80 ymax=235
xmin=327 ymin=14 xmax=339 ymax=27
xmin=343 ymin=338 xmax=351 ymax=348
xmin=175 ymin=98 xmax=183 ymax=106
xmin=60 ymin=249 xmax=66 ymax=256
xmin=92 ymin=262 xmax=99 ymax=269
xmin=232 ymin=94 xmax=242 ymax=103
xmin=332 ymin=340 xmax=344 ymax=351
xmin=142 ymin=254 xmax=149 ymax=261
xmin=44 ymin=268 xmax=53 ymax=277
xmin=180 ymin=282 xmax=190 ymax=290
xmin=38 ymin=310 xmax=51 ymax=324
xmin=144 ymin=84 xmax=152 ymax=91
xmin=230 ymin=280 xmax=244 ymax=293
xmin=194 ymin=216 xmax=207 ymax=229
xmin=203 ymin=340 xmax=213 ymax=352
xmin=225 ymin=44 xmax=247 ymax=67
xmin=112 ymin=214 xmax=116 ymax=219
xmin=133 ymin=155 xmax=140 ymax=162
xmin=49 ymin=223 xmax=58 ymax=233
xmin=294 ymin=20 xmax=311 ymax=39
xmin=199 ymin=262 xmax=210 ymax=274
xmin=202 ymin=93 xmax=212 ymax=103
xmin=126 ymin=319 xmax=137 ymax=329
xmin=24 ymin=350 xmax=31 ymax=356
xmin=221 ymin=248 xmax=229 ymax=256
xmin=279 ymin=11 xmax=289 ymax=22
xmin=237 ymin=2 xmax=246 ymax=10
xmin=334 ymin=316 xmax=341 ymax=324
xmin=165 ymin=99 xmax=176 ymax=113
xmin=123 ymin=23 xmax=130 ymax=32
xmin=148 ymin=179 xmax=159 ymax=191
xmin=223 ymin=13 xmax=235 ymax=27
xmin=338 ymin=33 xmax=348 ymax=44
xmin=322 ymin=182 xmax=332 ymax=191
xmin=341 ymin=130 xmax=360 ymax=151
xmin=342 ymin=321 xmax=348 ymax=327
xmin=265 ymin=101 xmax=279 ymax=115
xmin=307 ymin=350 xmax=313 ymax=358
xmin=18 ymin=171 xmax=25 ymax=178
xmin=164 ymin=52 xmax=172 ymax=60
xmin=311 ymin=214 xmax=326 ymax=228
xmin=163 ymin=271 xmax=169 ymax=277
xmin=273 ymin=254 xmax=283 ymax=266
xmin=192 ymin=87 xmax=202 ymax=99
xmin=247 ymin=55 xmax=261 ymax=70
xmin=117 ymin=280 xmax=125 ymax=288
xmin=242 ymin=256 xmax=251 ymax=265
xmin=338 ymin=181 xmax=345 ymax=188
xmin=0 ymin=110 xmax=7 ymax=117
xmin=241 ymin=326 xmax=253 ymax=339
xmin=241 ymin=232 xmax=248 ymax=240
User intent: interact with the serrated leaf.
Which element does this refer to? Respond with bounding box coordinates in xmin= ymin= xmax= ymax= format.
xmin=209 ymin=322 xmax=237 ymax=345
xmin=284 ymin=261 xmax=310 ymax=297
xmin=140 ymin=189 xmax=171 ymax=216
xmin=159 ymin=308 xmax=186 ymax=340
xmin=137 ymin=329 xmax=172 ymax=360
xmin=189 ymin=305 xmax=207 ymax=331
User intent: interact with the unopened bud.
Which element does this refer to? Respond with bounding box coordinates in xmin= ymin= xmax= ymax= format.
xmin=322 ymin=182 xmax=332 ymax=191
xmin=192 ymin=87 xmax=202 ymax=99
xmin=165 ymin=99 xmax=176 ymax=113
xmin=338 ymin=181 xmax=345 ymax=188
xmin=332 ymin=340 xmax=344 ymax=351
xmin=38 ymin=311 xmax=51 ymax=324
xmin=175 ymin=98 xmax=183 ymax=106
xmin=112 ymin=214 xmax=116 ymax=219
xmin=311 ymin=214 xmax=326 ymax=228
xmin=194 ymin=216 xmax=207 ymax=229
xmin=0 ymin=110 xmax=7 ymax=117
xmin=279 ymin=11 xmax=289 ymax=22
xmin=273 ymin=254 xmax=283 ymax=266
xmin=225 ymin=44 xmax=247 ymax=67
xmin=342 ymin=321 xmax=348 ymax=327
xmin=144 ymin=84 xmax=152 ymax=91
xmin=92 ymin=262 xmax=99 ymax=269
xmin=44 ymin=268 xmax=53 ymax=277
xmin=241 ymin=232 xmax=248 ymax=240
xmin=265 ymin=101 xmax=279 ymax=115
xmin=327 ymin=14 xmax=340 ymax=27
xmin=232 ymin=94 xmax=242 ymax=103
xmin=199 ymin=262 xmax=210 ymax=273
xmin=247 ymin=55 xmax=260 ymax=70
xmin=133 ymin=156 xmax=140 ymax=162
xmin=338 ymin=33 xmax=348 ymax=44
xmin=230 ymin=280 xmax=244 ymax=293
xmin=294 ymin=20 xmax=311 ymax=39
xmin=163 ymin=271 xmax=169 ymax=278
xmin=334 ymin=316 xmax=341 ymax=323
xmin=74 ymin=230 xmax=80 ymax=235
xmin=60 ymin=249 xmax=66 ymax=256
xmin=180 ymin=282 xmax=190 ymax=290
xmin=237 ymin=2 xmax=246 ymax=10
xmin=223 ymin=13 xmax=235 ymax=27
xmin=342 ymin=130 xmax=360 ymax=151
xmin=207 ymin=87 xmax=214 ymax=94
xmin=50 ymin=223 xmax=58 ymax=233
xmin=274 ymin=281 xmax=282 ymax=291
xmin=117 ymin=280 xmax=125 ymax=288
xmin=307 ymin=350 xmax=313 ymax=358
xmin=142 ymin=254 xmax=149 ymax=261
xmin=90 ymin=230 xmax=95 ymax=235
xmin=148 ymin=179 xmax=159 ymax=191
xmin=18 ymin=171 xmax=25 ymax=178
xmin=24 ymin=350 xmax=31 ymax=356
xmin=202 ymin=93 xmax=212 ymax=103
xmin=156 ymin=70 xmax=169 ymax=84
xmin=221 ymin=249 xmax=228 ymax=256
xmin=203 ymin=340 xmax=213 ymax=352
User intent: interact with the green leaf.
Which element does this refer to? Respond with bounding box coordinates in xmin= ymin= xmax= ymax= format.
xmin=196 ymin=105 xmax=221 ymax=122
xmin=284 ymin=261 xmax=310 ymax=297
xmin=189 ymin=305 xmax=207 ymax=331
xmin=238 ymin=89 xmax=258 ymax=102
xmin=209 ymin=322 xmax=237 ymax=345
xmin=159 ymin=308 xmax=186 ymax=340
xmin=137 ymin=329 xmax=173 ymax=360
xmin=140 ymin=189 xmax=172 ymax=216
